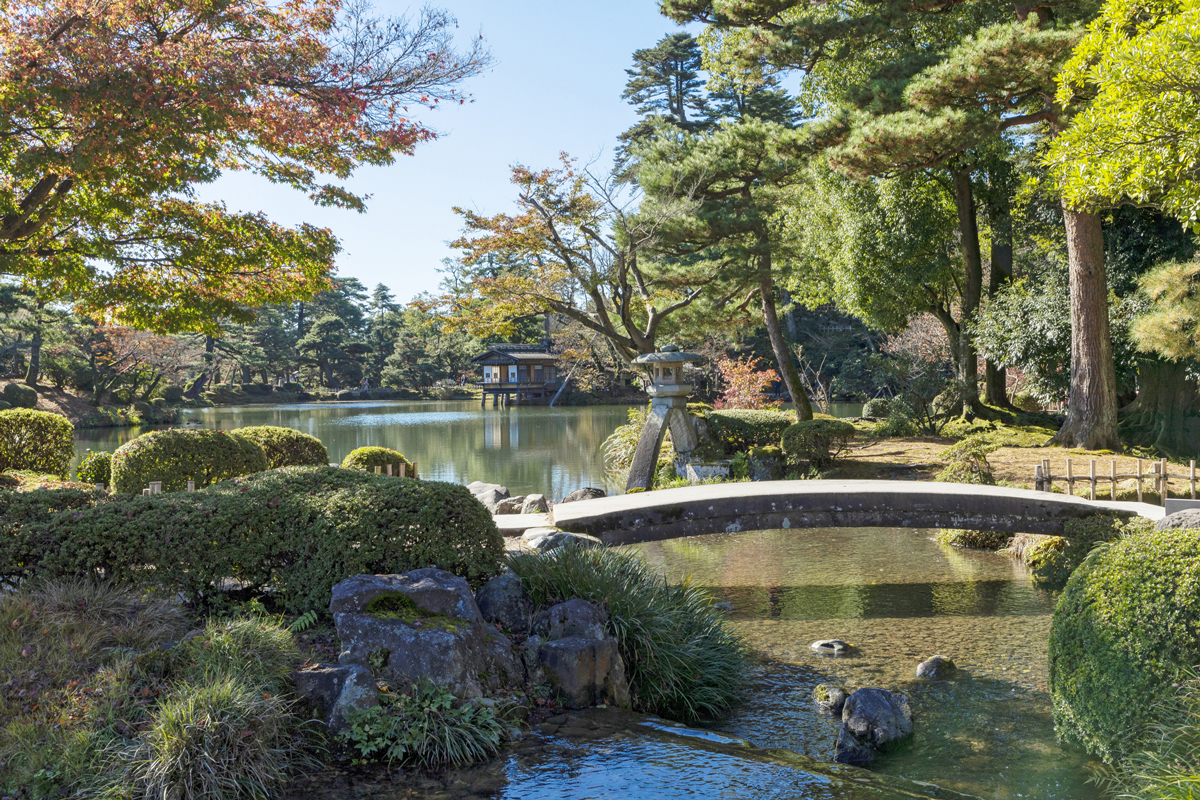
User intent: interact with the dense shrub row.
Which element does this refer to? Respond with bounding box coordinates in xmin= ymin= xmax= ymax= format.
xmin=234 ymin=426 xmax=329 ymax=469
xmin=2 ymin=468 xmax=504 ymax=614
xmin=342 ymin=446 xmax=413 ymax=477
xmin=1050 ymin=527 xmax=1200 ymax=763
xmin=705 ymin=409 xmax=793 ymax=452
xmin=0 ymin=409 xmax=74 ymax=477
xmin=780 ymin=418 xmax=854 ymax=468
xmin=110 ymin=429 xmax=268 ymax=494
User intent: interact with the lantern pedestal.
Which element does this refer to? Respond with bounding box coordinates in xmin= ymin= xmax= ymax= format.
xmin=626 ymin=346 xmax=702 ymax=492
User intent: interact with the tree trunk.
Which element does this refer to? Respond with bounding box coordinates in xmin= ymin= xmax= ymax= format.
xmin=759 ymin=265 xmax=813 ymax=421
xmin=951 ymin=167 xmax=983 ymax=417
xmin=1121 ymin=358 xmax=1200 ymax=456
xmin=23 ymin=330 xmax=42 ymax=388
xmin=1050 ymin=206 xmax=1121 ymax=450
xmin=984 ymin=167 xmax=1015 ymax=407
xmin=185 ymin=335 xmax=216 ymax=399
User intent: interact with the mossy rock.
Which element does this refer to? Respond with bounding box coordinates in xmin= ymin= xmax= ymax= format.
xmin=364 ymin=592 xmax=466 ymax=632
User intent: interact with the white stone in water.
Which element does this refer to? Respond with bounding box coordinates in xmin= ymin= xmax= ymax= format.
xmin=811 ymin=639 xmax=854 ymax=655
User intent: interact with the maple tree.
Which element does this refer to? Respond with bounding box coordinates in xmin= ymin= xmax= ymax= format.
xmin=0 ymin=0 xmax=490 ymax=333
xmin=447 ymin=156 xmax=706 ymax=362
xmin=713 ymin=356 xmax=780 ymax=410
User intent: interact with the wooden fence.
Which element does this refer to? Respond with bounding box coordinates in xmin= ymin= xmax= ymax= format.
xmin=1034 ymin=457 xmax=1197 ymax=505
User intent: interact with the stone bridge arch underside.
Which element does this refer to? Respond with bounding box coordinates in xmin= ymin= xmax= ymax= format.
xmin=552 ymin=480 xmax=1163 ymax=546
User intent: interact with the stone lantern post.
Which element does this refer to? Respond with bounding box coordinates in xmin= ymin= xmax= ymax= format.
xmin=626 ymin=345 xmax=701 ymax=491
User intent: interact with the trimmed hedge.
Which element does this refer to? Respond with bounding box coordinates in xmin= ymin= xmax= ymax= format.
xmin=234 ymin=426 xmax=329 ymax=469
xmin=77 ymin=450 xmax=112 ymax=485
xmin=342 ymin=446 xmax=413 ymax=478
xmin=8 ymin=467 xmax=503 ymax=614
xmin=780 ymin=419 xmax=855 ymax=469
xmin=1049 ymin=528 xmax=1200 ymax=763
xmin=0 ymin=487 xmax=109 ymax=583
xmin=705 ymin=410 xmax=793 ymax=452
xmin=0 ymin=408 xmax=75 ymax=477
xmin=110 ymin=429 xmax=269 ymax=494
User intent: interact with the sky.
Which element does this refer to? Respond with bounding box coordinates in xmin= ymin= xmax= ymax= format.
xmin=198 ymin=0 xmax=693 ymax=304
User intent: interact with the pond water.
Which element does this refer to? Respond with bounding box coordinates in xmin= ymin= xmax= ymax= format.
xmin=71 ymin=400 xmax=865 ymax=497
xmin=635 ymin=528 xmax=1098 ymax=799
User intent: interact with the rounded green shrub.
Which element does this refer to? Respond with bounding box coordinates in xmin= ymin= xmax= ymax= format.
xmin=28 ymin=467 xmax=503 ymax=614
xmin=234 ymin=426 xmax=328 ymax=469
xmin=77 ymin=450 xmax=112 ymax=486
xmin=705 ymin=409 xmax=793 ymax=453
xmin=110 ymin=429 xmax=268 ymax=494
xmin=0 ymin=408 xmax=74 ymax=476
xmin=128 ymin=675 xmax=297 ymax=800
xmin=160 ymin=385 xmax=185 ymax=404
xmin=509 ymin=545 xmax=748 ymax=723
xmin=935 ymin=433 xmax=999 ymax=484
xmin=2 ymin=383 xmax=37 ymax=409
xmin=861 ymin=398 xmax=892 ymax=418
xmin=1049 ymin=528 xmax=1200 ymax=763
xmin=342 ymin=446 xmax=411 ymax=477
xmin=780 ymin=418 xmax=855 ymax=469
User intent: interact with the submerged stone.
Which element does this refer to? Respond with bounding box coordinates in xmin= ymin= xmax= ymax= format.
xmin=842 ymin=687 xmax=913 ymax=749
xmin=916 ymin=655 xmax=956 ymax=679
xmin=810 ymin=639 xmax=853 ymax=655
xmin=813 ymin=683 xmax=848 ymax=715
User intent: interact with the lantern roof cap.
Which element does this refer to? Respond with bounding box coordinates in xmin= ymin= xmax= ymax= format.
xmin=632 ymin=345 xmax=702 ymax=365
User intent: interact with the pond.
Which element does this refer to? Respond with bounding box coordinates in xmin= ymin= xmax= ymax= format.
xmin=71 ymin=400 xmax=865 ymax=497
xmin=635 ymin=527 xmax=1096 ymax=799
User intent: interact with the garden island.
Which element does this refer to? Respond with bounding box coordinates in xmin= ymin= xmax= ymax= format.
xmin=2 ymin=1 xmax=1200 ymax=799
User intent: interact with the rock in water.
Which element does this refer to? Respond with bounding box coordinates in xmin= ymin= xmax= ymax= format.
xmin=813 ymin=683 xmax=848 ymax=715
xmin=293 ymin=663 xmax=379 ymax=732
xmin=1156 ymin=509 xmax=1200 ymax=530
xmin=522 ymin=529 xmax=603 ymax=552
xmin=467 ymin=481 xmax=509 ymax=500
xmin=916 ymin=655 xmax=956 ymax=679
xmin=561 ymin=487 xmax=606 ymax=503
xmin=530 ymin=599 xmax=630 ymax=710
xmin=521 ymin=494 xmax=550 ymax=514
xmin=834 ymin=725 xmax=876 ymax=766
xmin=841 ymin=688 xmax=913 ymax=749
xmin=811 ymin=639 xmax=853 ymax=655
xmin=475 ymin=571 xmax=532 ymax=634
xmin=475 ymin=488 xmax=509 ymax=513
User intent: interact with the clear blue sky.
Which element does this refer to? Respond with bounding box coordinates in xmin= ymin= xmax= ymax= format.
xmin=200 ymin=1 xmax=692 ymax=303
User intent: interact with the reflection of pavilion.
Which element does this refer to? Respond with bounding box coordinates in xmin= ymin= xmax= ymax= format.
xmin=472 ymin=343 xmax=560 ymax=407
xmin=483 ymin=412 xmax=521 ymax=450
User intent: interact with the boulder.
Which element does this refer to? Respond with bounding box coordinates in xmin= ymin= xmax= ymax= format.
xmin=475 ymin=571 xmax=532 ymax=634
xmin=538 ymin=636 xmax=631 ymax=709
xmin=467 ymin=481 xmax=509 ymax=500
xmin=330 ymin=569 xmax=481 ymax=623
xmin=475 ymin=488 xmax=509 ymax=513
xmin=811 ymin=639 xmax=854 ymax=656
xmin=2 ymin=383 xmax=36 ymax=409
xmin=834 ymin=725 xmax=876 ymax=767
xmin=521 ymin=494 xmax=550 ymax=514
xmin=915 ymin=655 xmax=956 ymax=679
xmin=535 ymin=598 xmax=608 ymax=642
xmin=495 ymin=496 xmax=526 ymax=515
xmin=561 ymin=487 xmax=606 ymax=504
xmin=524 ymin=530 xmax=603 ymax=552
xmin=1156 ymin=509 xmax=1200 ymax=531
xmin=293 ymin=663 xmax=379 ymax=732
xmin=841 ymin=688 xmax=913 ymax=750
xmin=813 ymin=683 xmax=848 ymax=716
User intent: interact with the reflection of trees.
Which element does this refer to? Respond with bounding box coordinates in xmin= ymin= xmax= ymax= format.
xmin=75 ymin=401 xmax=631 ymax=498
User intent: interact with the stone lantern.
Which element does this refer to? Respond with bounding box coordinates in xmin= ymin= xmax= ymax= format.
xmin=625 ymin=345 xmax=702 ymax=491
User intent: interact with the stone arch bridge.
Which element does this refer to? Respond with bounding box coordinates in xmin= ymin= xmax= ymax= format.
xmin=550 ymin=480 xmax=1163 ymax=546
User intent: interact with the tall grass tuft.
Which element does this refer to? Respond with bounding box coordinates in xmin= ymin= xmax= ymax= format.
xmin=1100 ymin=671 xmax=1200 ymax=799
xmin=121 ymin=674 xmax=301 ymax=800
xmin=174 ymin=617 xmax=301 ymax=692
xmin=508 ymin=545 xmax=749 ymax=723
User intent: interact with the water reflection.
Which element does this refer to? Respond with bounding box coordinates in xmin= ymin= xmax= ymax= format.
xmin=633 ymin=528 xmax=1096 ymax=799
xmin=72 ymin=401 xmax=632 ymax=498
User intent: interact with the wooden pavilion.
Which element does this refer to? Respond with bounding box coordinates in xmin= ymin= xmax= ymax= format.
xmin=472 ymin=342 xmax=560 ymax=406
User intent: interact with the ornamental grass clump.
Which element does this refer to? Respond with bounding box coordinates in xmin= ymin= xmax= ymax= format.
xmin=508 ymin=545 xmax=748 ymax=723
xmin=173 ymin=618 xmax=301 ymax=693
xmin=341 ymin=680 xmax=503 ymax=768
xmin=1050 ymin=527 xmax=1200 ymax=764
xmin=121 ymin=674 xmax=301 ymax=800
xmin=1100 ymin=671 xmax=1200 ymax=800
xmin=233 ymin=425 xmax=328 ymax=469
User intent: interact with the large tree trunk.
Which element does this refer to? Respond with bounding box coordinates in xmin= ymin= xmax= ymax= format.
xmin=1050 ymin=206 xmax=1121 ymax=450
xmin=759 ymin=269 xmax=813 ymax=421
xmin=951 ymin=167 xmax=984 ymax=416
xmin=1121 ymin=358 xmax=1200 ymax=456
xmin=185 ymin=335 xmax=216 ymax=399
xmin=984 ymin=165 xmax=1015 ymax=407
